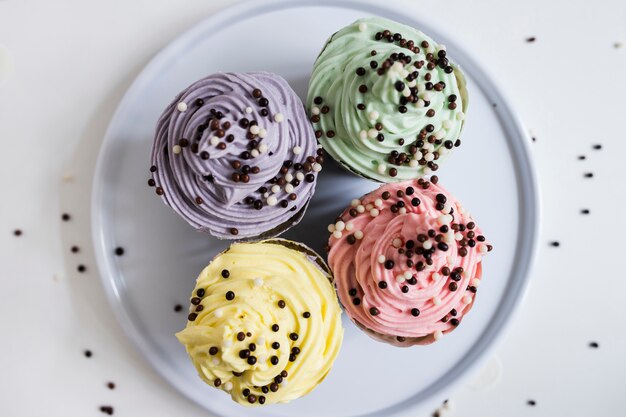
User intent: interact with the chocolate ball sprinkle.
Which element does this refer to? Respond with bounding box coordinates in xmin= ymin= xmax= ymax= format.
xmin=225 ymin=291 xmax=235 ymax=300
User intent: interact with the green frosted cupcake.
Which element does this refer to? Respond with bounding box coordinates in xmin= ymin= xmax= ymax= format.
xmin=307 ymin=17 xmax=468 ymax=182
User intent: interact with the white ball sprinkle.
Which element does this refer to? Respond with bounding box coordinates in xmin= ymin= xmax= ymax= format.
xmin=409 ymin=159 xmax=419 ymax=168
xmin=445 ymin=231 xmax=455 ymax=243
xmin=403 ymin=270 xmax=413 ymax=279
xmin=365 ymin=203 xmax=373 ymax=211
xmin=442 ymin=203 xmax=452 ymax=214
xmin=312 ymin=163 xmax=322 ymax=172
xmin=463 ymin=295 xmax=473 ymax=304
xmin=333 ymin=230 xmax=343 ymax=239
xmin=356 ymin=205 xmax=365 ymax=213
xmin=435 ymin=129 xmax=446 ymax=139
xmin=354 ymin=230 xmax=364 ymax=240
xmin=210 ymin=136 xmax=219 ymax=146
xmin=214 ymin=309 xmax=223 ymax=318
xmin=258 ymin=128 xmax=267 ymax=138
xmin=396 ymin=275 xmax=406 ymax=283
xmin=423 ymin=240 xmax=432 ymax=250
xmin=271 ymin=185 xmax=280 ymax=193
xmin=423 ymin=152 xmax=433 ymax=162
xmin=455 ymin=232 xmax=464 ymax=241
xmin=402 ymin=87 xmax=411 ymax=97
xmin=176 ymin=102 xmax=187 ymax=112
xmin=285 ymin=184 xmax=294 ymax=193
xmin=368 ymin=128 xmax=378 ymax=139
xmin=345 ymin=222 xmax=354 ymax=231
xmin=358 ymin=22 xmax=368 ymax=32
xmin=374 ymin=198 xmax=383 ymax=208
xmin=370 ymin=208 xmax=380 ymax=217
xmin=399 ymin=207 xmax=407 ymax=215
xmin=274 ymin=113 xmax=284 ymax=123
xmin=433 ymin=330 xmax=443 ymax=341
xmin=424 ymin=167 xmax=432 ymax=174
xmin=417 ymin=83 xmax=426 ymax=93
xmin=292 ymin=146 xmax=303 ymax=155
xmin=250 ymin=125 xmax=260 ymax=135
xmin=478 ymin=244 xmax=489 ymax=253
xmin=212 ymin=358 xmax=220 ymax=365
xmin=311 ymin=106 xmax=320 ymax=115
xmin=222 ymin=339 xmax=231 ymax=348
xmin=408 ymin=80 xmax=417 ymax=88
xmin=296 ymin=172 xmax=305 ymax=181
xmin=421 ymin=92 xmax=431 ymax=101
xmin=457 ymin=112 xmax=466 ymax=120
xmin=267 ymin=196 xmax=278 ymax=206
xmin=471 ymin=278 xmax=481 ymax=287
xmin=258 ymin=143 xmax=268 ymax=153
xmin=257 ymin=337 xmax=266 ymax=345
xmin=335 ymin=221 xmax=345 ymax=232
xmin=377 ymin=163 xmax=387 ymax=174
xmin=431 ymin=272 xmax=441 ymax=281
xmin=359 ymin=130 xmax=368 ymax=140
xmin=392 ymin=62 xmax=403 ymax=72
xmin=369 ymin=111 xmax=379 ymax=120
xmin=432 ymin=297 xmax=442 ymax=306
xmin=351 ymin=199 xmax=360 ymax=207
xmin=254 ymin=277 xmax=264 ymax=287
xmin=224 ymin=382 xmax=233 ymax=391
xmin=416 ymin=99 xmax=425 ymax=108
xmin=327 ymin=224 xmax=336 ymax=233
xmin=172 ymin=145 xmax=182 ymax=154
xmin=443 ymin=120 xmax=453 ymax=129
xmin=245 ymin=107 xmax=253 ymax=114
xmin=285 ymin=173 xmax=293 ymax=182
xmin=392 ymin=238 xmax=403 ymax=248
xmin=377 ymin=255 xmax=386 ymax=264
xmin=250 ymin=149 xmax=260 ymax=157
xmin=437 ymin=214 xmax=452 ymax=225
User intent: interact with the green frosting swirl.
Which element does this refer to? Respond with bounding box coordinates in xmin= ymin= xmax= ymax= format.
xmin=307 ymin=17 xmax=468 ymax=182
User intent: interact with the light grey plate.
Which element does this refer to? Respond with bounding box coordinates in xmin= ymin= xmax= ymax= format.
xmin=91 ymin=1 xmax=540 ymax=416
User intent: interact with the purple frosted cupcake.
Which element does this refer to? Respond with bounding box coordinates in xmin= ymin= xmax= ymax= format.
xmin=149 ymin=72 xmax=323 ymax=240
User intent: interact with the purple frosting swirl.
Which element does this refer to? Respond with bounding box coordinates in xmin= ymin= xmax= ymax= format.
xmin=149 ymin=72 xmax=321 ymax=240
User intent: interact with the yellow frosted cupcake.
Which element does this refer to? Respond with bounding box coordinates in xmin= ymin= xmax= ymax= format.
xmin=176 ymin=239 xmax=343 ymax=406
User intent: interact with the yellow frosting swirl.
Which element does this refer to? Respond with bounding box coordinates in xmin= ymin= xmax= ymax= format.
xmin=176 ymin=239 xmax=343 ymax=406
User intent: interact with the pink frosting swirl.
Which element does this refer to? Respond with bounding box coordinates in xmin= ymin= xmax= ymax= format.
xmin=327 ymin=178 xmax=491 ymax=346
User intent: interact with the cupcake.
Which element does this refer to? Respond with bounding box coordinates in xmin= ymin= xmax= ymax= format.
xmin=327 ymin=177 xmax=491 ymax=346
xmin=307 ymin=17 xmax=468 ymax=182
xmin=149 ymin=72 xmax=323 ymax=240
xmin=176 ymin=239 xmax=344 ymax=406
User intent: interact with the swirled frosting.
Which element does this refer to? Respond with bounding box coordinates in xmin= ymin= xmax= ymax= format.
xmin=150 ymin=72 xmax=323 ymax=240
xmin=327 ymin=177 xmax=491 ymax=346
xmin=307 ymin=17 xmax=468 ymax=182
xmin=176 ymin=239 xmax=343 ymax=406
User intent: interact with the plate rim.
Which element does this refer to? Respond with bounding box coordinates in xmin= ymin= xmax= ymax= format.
xmin=91 ymin=0 xmax=541 ymax=416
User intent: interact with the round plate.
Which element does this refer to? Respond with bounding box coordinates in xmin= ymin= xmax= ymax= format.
xmin=91 ymin=1 xmax=540 ymax=416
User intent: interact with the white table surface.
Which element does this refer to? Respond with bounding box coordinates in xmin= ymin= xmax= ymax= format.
xmin=1 ymin=0 xmax=624 ymax=415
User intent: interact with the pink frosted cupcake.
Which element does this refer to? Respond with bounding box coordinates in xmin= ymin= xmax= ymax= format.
xmin=327 ymin=177 xmax=492 ymax=346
